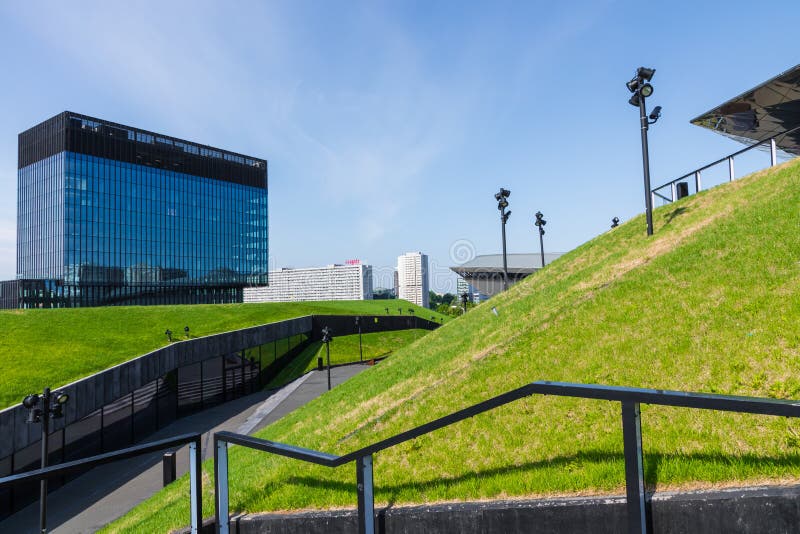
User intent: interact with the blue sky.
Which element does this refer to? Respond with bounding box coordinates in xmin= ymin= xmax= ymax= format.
xmin=0 ymin=1 xmax=798 ymax=292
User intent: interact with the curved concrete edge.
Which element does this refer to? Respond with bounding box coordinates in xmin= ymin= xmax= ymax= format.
xmin=202 ymin=484 xmax=800 ymax=534
xmin=236 ymin=372 xmax=313 ymax=435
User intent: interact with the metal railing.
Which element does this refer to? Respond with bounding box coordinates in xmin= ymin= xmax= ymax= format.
xmin=651 ymin=125 xmax=800 ymax=204
xmin=0 ymin=432 xmax=202 ymax=533
xmin=214 ymin=381 xmax=800 ymax=534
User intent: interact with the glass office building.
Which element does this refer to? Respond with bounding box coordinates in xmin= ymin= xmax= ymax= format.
xmin=13 ymin=112 xmax=268 ymax=307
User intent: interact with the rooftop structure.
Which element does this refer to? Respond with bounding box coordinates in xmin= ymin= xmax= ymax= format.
xmin=691 ymin=64 xmax=800 ymax=155
xmin=450 ymin=253 xmax=562 ymax=297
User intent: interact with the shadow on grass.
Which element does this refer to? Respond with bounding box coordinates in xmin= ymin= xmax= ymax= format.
xmin=662 ymin=206 xmax=688 ymax=225
xmin=238 ymin=448 xmax=800 ymax=511
xmin=267 ymin=341 xmax=323 ymax=388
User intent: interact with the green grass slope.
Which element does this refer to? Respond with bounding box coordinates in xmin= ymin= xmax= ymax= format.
xmin=0 ymin=300 xmax=444 ymax=409
xmin=109 ymin=160 xmax=800 ymax=533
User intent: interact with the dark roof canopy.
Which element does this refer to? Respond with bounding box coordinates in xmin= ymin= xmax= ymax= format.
xmin=691 ymin=64 xmax=800 ymax=155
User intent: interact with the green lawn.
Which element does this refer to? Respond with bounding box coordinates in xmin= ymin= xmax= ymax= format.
xmin=267 ymin=329 xmax=430 ymax=388
xmin=0 ymin=300 xmax=445 ymax=409
xmin=100 ymin=159 xmax=800 ymax=533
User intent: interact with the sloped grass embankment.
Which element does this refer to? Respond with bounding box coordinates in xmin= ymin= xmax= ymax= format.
xmin=107 ymin=160 xmax=800 ymax=533
xmin=0 ymin=300 xmax=444 ymax=409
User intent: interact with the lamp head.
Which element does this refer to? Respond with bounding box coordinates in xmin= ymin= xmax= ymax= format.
xmin=637 ymin=67 xmax=656 ymax=81
xmin=649 ymin=105 xmax=662 ymax=121
xmin=626 ymin=77 xmax=639 ymax=93
xmin=640 ymin=83 xmax=654 ymax=97
xmin=23 ymin=394 xmax=39 ymax=410
xmin=628 ymin=93 xmax=641 ymax=107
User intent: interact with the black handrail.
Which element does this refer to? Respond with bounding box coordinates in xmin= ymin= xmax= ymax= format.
xmin=213 ymin=381 xmax=800 ymax=534
xmin=0 ymin=432 xmax=203 ymax=532
xmin=652 ymin=124 xmax=800 ymax=194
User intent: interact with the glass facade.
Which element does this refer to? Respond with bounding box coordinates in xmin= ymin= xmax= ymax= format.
xmin=14 ymin=112 xmax=268 ymax=307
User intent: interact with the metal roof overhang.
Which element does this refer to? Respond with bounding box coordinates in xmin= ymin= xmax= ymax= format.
xmin=691 ymin=64 xmax=800 ymax=155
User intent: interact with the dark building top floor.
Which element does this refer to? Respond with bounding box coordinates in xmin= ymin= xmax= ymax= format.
xmin=19 ymin=111 xmax=267 ymax=189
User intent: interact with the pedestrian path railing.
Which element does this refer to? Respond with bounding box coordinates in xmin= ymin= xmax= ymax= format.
xmin=0 ymin=432 xmax=202 ymax=533
xmin=214 ymin=381 xmax=800 ymax=534
xmin=651 ymin=125 xmax=800 ymax=204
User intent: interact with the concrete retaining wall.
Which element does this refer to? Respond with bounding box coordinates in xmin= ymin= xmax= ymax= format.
xmin=0 ymin=316 xmax=313 ymax=456
xmin=226 ymin=485 xmax=800 ymax=533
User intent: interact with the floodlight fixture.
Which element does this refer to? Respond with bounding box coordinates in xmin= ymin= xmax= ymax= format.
xmin=22 ymin=386 xmax=70 ymax=532
xmin=648 ymin=106 xmax=662 ymax=123
xmin=495 ymin=187 xmax=512 ymax=290
xmin=534 ymin=211 xmax=547 ymax=268
xmin=637 ymin=66 xmax=656 ymax=81
xmin=23 ymin=394 xmax=40 ymax=410
xmin=626 ymin=65 xmax=658 ymax=236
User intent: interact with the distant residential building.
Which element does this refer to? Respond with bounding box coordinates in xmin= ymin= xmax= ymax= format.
xmin=450 ymin=253 xmax=562 ymax=298
xmin=397 ymin=252 xmax=429 ymax=308
xmin=244 ymin=261 xmax=373 ymax=302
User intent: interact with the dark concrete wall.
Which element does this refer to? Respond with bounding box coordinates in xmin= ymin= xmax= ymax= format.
xmin=0 ymin=314 xmax=439 ymax=457
xmin=0 ymin=315 xmax=313 ymax=455
xmin=229 ymin=485 xmax=800 ymax=533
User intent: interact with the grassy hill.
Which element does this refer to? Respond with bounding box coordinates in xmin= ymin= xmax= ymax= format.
xmin=0 ymin=300 xmax=443 ymax=409
xmin=106 ymin=159 xmax=800 ymax=533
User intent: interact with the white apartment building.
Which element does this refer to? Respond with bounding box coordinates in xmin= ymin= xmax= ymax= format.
xmin=397 ymin=252 xmax=429 ymax=308
xmin=244 ymin=262 xmax=373 ymax=302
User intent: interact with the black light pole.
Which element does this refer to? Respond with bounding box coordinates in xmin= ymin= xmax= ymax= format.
xmin=184 ymin=325 xmax=190 ymax=339
xmin=23 ymin=388 xmax=69 ymax=534
xmin=355 ymin=317 xmax=363 ymax=362
xmin=534 ymin=211 xmax=546 ymax=269
xmin=626 ymin=66 xmax=661 ymax=236
xmin=494 ymin=188 xmax=511 ymax=290
xmin=322 ymin=326 xmax=333 ymax=390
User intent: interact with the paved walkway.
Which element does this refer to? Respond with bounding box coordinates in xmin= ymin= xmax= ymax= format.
xmin=0 ymin=365 xmax=369 ymax=534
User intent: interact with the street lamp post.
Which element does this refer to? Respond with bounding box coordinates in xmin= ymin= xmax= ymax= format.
xmin=23 ymin=388 xmax=69 ymax=534
xmin=321 ymin=326 xmax=333 ymax=391
xmin=355 ymin=317 xmax=363 ymax=362
xmin=626 ymin=66 xmax=661 ymax=236
xmin=494 ymin=188 xmax=511 ymax=290
xmin=534 ymin=211 xmax=546 ymax=268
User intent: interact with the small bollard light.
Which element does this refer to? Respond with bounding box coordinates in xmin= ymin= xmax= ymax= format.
xmin=165 ymin=329 xmax=172 ymax=342
xmin=184 ymin=325 xmax=190 ymax=338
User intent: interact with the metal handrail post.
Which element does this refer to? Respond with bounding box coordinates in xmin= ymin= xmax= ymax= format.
xmin=621 ymin=401 xmax=646 ymax=534
xmin=771 ymin=138 xmax=778 ymax=166
xmin=694 ymin=171 xmax=702 ymax=193
xmin=356 ymin=454 xmax=375 ymax=534
xmin=215 ymin=438 xmax=230 ymax=534
xmin=670 ymin=182 xmax=676 ymax=202
xmin=728 ymin=157 xmax=735 ymax=181
xmin=190 ymin=438 xmax=202 ymax=533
